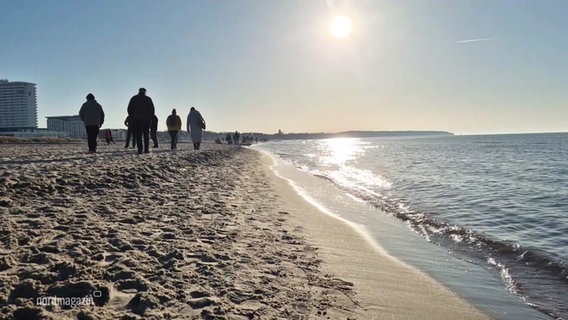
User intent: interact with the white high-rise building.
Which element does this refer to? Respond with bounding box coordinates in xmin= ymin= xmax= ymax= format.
xmin=0 ymin=79 xmax=38 ymax=131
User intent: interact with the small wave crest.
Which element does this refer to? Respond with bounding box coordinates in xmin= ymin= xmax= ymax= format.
xmin=487 ymin=257 xmax=519 ymax=295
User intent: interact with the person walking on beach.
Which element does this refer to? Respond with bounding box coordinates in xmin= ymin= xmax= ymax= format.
xmin=233 ymin=131 xmax=240 ymax=145
xmin=150 ymin=114 xmax=159 ymax=148
xmin=127 ymin=88 xmax=155 ymax=154
xmin=105 ymin=128 xmax=115 ymax=144
xmin=186 ymin=107 xmax=206 ymax=150
xmin=166 ymin=108 xmax=182 ymax=150
xmin=124 ymin=116 xmax=136 ymax=148
xmin=79 ymin=93 xmax=105 ymax=153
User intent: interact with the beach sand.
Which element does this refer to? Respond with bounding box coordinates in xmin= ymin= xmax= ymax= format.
xmin=0 ymin=142 xmax=489 ymax=319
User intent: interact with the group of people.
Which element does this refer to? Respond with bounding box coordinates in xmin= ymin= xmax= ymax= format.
xmin=222 ymin=131 xmax=257 ymax=145
xmin=78 ymin=88 xmax=206 ymax=154
xmin=225 ymin=131 xmax=240 ymax=145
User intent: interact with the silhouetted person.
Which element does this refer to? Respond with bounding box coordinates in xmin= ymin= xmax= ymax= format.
xmin=233 ymin=131 xmax=240 ymax=145
xmin=187 ymin=107 xmax=206 ymax=150
xmin=105 ymin=128 xmax=115 ymax=144
xmin=127 ymin=88 xmax=155 ymax=154
xmin=226 ymin=133 xmax=233 ymax=145
xmin=151 ymin=114 xmax=159 ymax=148
xmin=124 ymin=116 xmax=136 ymax=148
xmin=166 ymin=108 xmax=182 ymax=150
xmin=79 ymin=93 xmax=104 ymax=153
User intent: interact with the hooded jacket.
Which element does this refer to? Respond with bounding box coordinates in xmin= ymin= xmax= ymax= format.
xmin=79 ymin=100 xmax=105 ymax=126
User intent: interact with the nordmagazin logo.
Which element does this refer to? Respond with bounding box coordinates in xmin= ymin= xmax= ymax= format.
xmin=36 ymin=291 xmax=98 ymax=308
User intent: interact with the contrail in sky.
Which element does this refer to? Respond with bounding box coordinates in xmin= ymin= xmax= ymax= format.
xmin=456 ymin=37 xmax=496 ymax=44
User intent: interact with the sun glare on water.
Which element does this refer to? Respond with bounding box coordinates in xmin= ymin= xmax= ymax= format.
xmin=329 ymin=16 xmax=352 ymax=39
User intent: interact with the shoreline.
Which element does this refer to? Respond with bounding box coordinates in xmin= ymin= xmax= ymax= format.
xmin=260 ymin=151 xmax=490 ymax=320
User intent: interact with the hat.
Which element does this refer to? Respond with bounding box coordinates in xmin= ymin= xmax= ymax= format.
xmin=139 ymin=88 xmax=146 ymax=93
xmin=86 ymin=93 xmax=95 ymax=100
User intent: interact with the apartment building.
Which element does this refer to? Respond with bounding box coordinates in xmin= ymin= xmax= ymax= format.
xmin=0 ymin=79 xmax=38 ymax=131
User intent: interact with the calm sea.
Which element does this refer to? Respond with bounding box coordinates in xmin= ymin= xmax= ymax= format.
xmin=254 ymin=133 xmax=567 ymax=320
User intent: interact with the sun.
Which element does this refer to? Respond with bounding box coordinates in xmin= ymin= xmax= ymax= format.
xmin=329 ymin=16 xmax=352 ymax=39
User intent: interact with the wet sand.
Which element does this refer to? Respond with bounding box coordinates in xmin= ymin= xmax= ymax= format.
xmin=0 ymin=142 xmax=489 ymax=319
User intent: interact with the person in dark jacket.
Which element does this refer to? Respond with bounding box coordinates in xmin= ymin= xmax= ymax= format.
xmin=166 ymin=109 xmax=182 ymax=150
xmin=105 ymin=128 xmax=115 ymax=144
xmin=124 ymin=116 xmax=136 ymax=148
xmin=127 ymin=88 xmax=155 ymax=154
xmin=79 ymin=93 xmax=105 ymax=153
xmin=233 ymin=131 xmax=240 ymax=145
xmin=150 ymin=114 xmax=159 ymax=148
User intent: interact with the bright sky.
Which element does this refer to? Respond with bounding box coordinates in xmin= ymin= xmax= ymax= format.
xmin=1 ymin=0 xmax=566 ymax=134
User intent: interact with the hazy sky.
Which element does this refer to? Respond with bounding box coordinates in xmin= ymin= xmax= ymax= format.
xmin=1 ymin=0 xmax=566 ymax=134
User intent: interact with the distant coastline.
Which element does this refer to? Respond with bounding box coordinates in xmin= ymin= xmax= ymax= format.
xmin=214 ymin=130 xmax=454 ymax=141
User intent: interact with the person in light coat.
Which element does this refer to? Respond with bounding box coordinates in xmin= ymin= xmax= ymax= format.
xmin=186 ymin=107 xmax=206 ymax=150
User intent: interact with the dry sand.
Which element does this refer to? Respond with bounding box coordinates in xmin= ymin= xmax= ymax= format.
xmin=0 ymin=143 xmax=359 ymax=320
xmin=0 ymin=142 xmax=490 ymax=319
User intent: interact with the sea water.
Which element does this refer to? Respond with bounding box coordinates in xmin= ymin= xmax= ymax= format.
xmin=253 ymin=133 xmax=567 ymax=320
